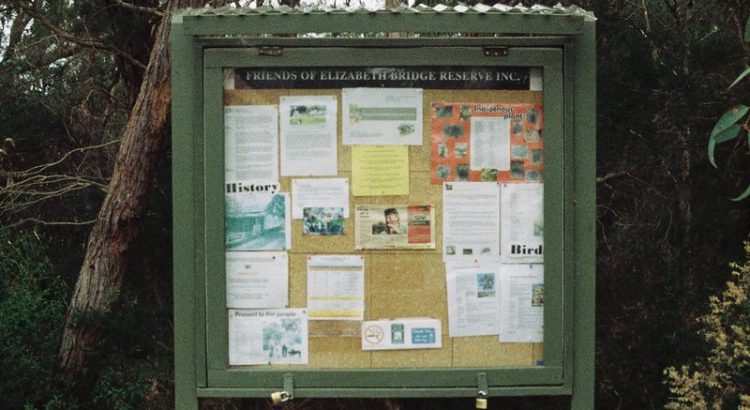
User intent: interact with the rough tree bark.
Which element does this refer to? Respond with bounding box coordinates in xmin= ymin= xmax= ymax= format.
xmin=58 ymin=0 xmax=201 ymax=378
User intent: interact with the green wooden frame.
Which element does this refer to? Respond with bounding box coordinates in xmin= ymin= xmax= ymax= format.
xmin=171 ymin=7 xmax=595 ymax=410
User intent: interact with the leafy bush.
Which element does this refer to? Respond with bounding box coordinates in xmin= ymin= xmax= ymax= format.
xmin=664 ymin=243 xmax=750 ymax=409
xmin=0 ymin=230 xmax=71 ymax=409
xmin=88 ymin=299 xmax=174 ymax=410
xmin=0 ymin=228 xmax=173 ymax=409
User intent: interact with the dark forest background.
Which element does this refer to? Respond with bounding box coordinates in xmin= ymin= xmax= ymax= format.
xmin=1 ymin=0 xmax=749 ymax=409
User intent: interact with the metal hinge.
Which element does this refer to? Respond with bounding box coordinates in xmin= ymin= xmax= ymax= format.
xmin=483 ymin=47 xmax=509 ymax=57
xmin=259 ymin=46 xmax=283 ymax=56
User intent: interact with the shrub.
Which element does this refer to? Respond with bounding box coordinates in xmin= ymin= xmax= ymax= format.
xmin=0 ymin=230 xmax=71 ymax=409
xmin=664 ymin=243 xmax=750 ymax=409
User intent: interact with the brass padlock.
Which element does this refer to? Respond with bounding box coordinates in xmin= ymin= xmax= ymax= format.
xmin=475 ymin=397 xmax=488 ymax=409
xmin=270 ymin=391 xmax=290 ymax=405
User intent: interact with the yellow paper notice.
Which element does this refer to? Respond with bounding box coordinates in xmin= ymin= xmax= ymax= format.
xmin=351 ymin=146 xmax=409 ymax=196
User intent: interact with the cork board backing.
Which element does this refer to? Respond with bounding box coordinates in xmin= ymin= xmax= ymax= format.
xmin=225 ymin=88 xmax=543 ymax=369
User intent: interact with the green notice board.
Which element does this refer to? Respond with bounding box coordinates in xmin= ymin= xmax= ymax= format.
xmin=171 ymin=6 xmax=595 ymax=410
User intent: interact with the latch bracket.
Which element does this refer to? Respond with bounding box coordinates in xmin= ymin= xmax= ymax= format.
xmin=259 ymin=46 xmax=283 ymax=56
xmin=283 ymin=373 xmax=294 ymax=399
xmin=476 ymin=372 xmax=489 ymax=409
xmin=483 ymin=47 xmax=509 ymax=57
xmin=477 ymin=372 xmax=488 ymax=397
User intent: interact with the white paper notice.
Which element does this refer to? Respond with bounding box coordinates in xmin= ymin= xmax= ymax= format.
xmin=291 ymin=178 xmax=349 ymax=219
xmin=342 ymin=88 xmax=423 ymax=145
xmin=307 ymin=255 xmax=365 ymax=320
xmin=224 ymin=105 xmax=279 ymax=181
xmin=279 ymin=96 xmax=338 ymax=176
xmin=361 ymin=318 xmax=442 ymax=350
xmin=470 ymin=116 xmax=510 ymax=171
xmin=498 ymin=264 xmax=544 ymax=343
xmin=500 ymin=183 xmax=544 ymax=262
xmin=228 ymin=308 xmax=308 ymax=365
xmin=226 ymin=251 xmax=288 ymax=309
xmin=446 ymin=266 xmax=501 ymax=337
xmin=443 ymin=182 xmax=500 ymax=261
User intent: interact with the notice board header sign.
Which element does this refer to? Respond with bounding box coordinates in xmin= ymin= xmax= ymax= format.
xmin=234 ymin=66 xmax=532 ymax=90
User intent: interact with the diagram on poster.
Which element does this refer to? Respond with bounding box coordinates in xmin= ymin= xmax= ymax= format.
xmin=431 ymin=102 xmax=543 ymax=184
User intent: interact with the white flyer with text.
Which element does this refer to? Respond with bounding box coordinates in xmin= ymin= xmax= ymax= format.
xmin=224 ymin=105 xmax=279 ymax=181
xmin=226 ymin=251 xmax=288 ymax=309
xmin=279 ymin=95 xmax=338 ymax=176
xmin=442 ymin=182 xmax=500 ymax=261
xmin=498 ymin=264 xmax=544 ymax=343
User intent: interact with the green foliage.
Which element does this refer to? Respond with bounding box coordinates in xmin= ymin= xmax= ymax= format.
xmin=729 ymin=66 xmax=750 ymax=90
xmin=90 ymin=325 xmax=173 ymax=410
xmin=0 ymin=225 xmax=174 ymax=410
xmin=0 ymin=230 xmax=70 ymax=409
xmin=708 ymin=91 xmax=750 ymax=200
xmin=664 ymin=243 xmax=750 ymax=409
xmin=706 ymin=16 xmax=750 ymax=201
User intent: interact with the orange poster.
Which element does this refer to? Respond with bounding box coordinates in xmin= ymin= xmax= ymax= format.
xmin=430 ymin=103 xmax=543 ymax=184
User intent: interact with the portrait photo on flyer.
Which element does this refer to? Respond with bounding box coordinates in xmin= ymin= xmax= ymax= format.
xmin=354 ymin=204 xmax=435 ymax=250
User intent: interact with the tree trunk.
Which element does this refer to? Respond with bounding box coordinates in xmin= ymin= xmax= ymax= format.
xmin=58 ymin=0 xmax=189 ymax=378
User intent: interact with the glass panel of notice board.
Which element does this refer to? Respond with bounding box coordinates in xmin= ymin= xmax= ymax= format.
xmin=201 ymin=46 xmax=566 ymax=388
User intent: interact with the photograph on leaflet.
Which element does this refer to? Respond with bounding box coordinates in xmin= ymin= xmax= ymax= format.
xmin=225 ymin=182 xmax=291 ymax=251
xmin=303 ymin=207 xmax=344 ymax=236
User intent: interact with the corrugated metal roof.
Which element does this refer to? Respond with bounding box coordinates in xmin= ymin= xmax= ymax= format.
xmin=181 ymin=2 xmax=596 ymax=22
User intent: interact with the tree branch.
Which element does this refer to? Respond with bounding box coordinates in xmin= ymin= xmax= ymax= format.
xmin=0 ymin=41 xmax=80 ymax=78
xmin=0 ymin=176 xmax=103 ymax=219
xmin=17 ymin=1 xmax=147 ymax=70
xmin=15 ymin=140 xmax=120 ymax=178
xmin=1 ymin=9 xmax=32 ymax=63
xmin=3 ymin=218 xmax=97 ymax=229
xmin=730 ymin=8 xmax=750 ymax=71
xmin=113 ymin=0 xmax=164 ymax=17
xmin=597 ymin=171 xmax=630 ymax=184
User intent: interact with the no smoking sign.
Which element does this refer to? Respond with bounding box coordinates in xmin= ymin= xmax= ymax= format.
xmin=363 ymin=324 xmax=385 ymax=345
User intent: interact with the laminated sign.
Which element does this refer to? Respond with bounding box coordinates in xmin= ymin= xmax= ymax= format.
xmin=361 ymin=319 xmax=442 ymax=350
